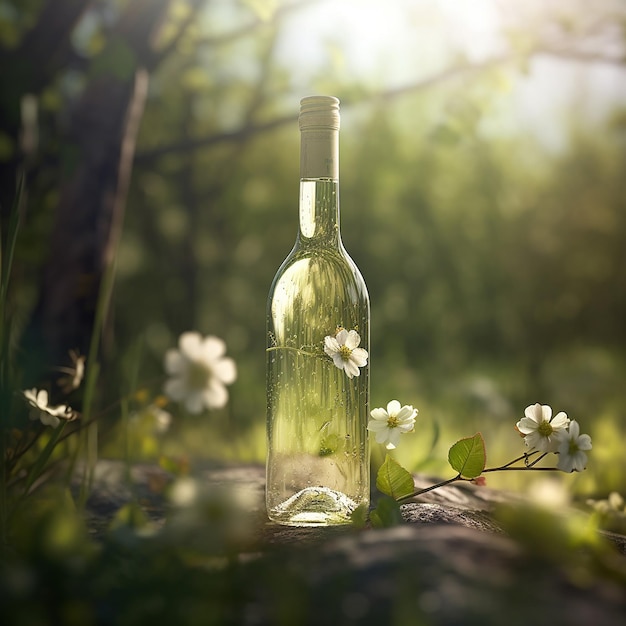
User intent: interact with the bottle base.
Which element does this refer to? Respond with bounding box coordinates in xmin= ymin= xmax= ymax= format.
xmin=268 ymin=486 xmax=360 ymax=527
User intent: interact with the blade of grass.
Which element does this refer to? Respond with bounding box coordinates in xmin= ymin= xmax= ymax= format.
xmin=0 ymin=171 xmax=25 ymax=545
xmin=0 ymin=172 xmax=24 ymax=308
xmin=21 ymin=422 xmax=67 ymax=497
xmin=76 ymin=361 xmax=100 ymax=509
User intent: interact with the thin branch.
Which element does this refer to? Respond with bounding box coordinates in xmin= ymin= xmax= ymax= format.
xmin=396 ymin=474 xmax=461 ymax=503
xmin=134 ymin=112 xmax=298 ymax=163
xmin=134 ymin=54 xmax=511 ymax=164
xmin=149 ymin=0 xmax=208 ymax=70
xmin=135 ymin=38 xmax=625 ymax=166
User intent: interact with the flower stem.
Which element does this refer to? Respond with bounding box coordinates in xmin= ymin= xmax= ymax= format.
xmin=483 ymin=465 xmax=559 ymax=472
xmin=396 ymin=452 xmax=559 ymax=503
xmin=396 ymin=474 xmax=461 ymax=503
xmin=266 ymin=345 xmax=321 ymax=359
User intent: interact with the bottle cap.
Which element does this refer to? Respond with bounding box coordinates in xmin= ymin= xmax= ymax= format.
xmin=299 ymin=95 xmax=340 ymax=131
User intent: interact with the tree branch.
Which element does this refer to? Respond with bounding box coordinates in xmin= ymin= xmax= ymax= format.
xmin=134 ymin=41 xmax=626 ymax=165
xmin=148 ymin=0 xmax=208 ymax=70
xmin=134 ymin=112 xmax=298 ymax=163
xmin=134 ymin=54 xmax=511 ymax=164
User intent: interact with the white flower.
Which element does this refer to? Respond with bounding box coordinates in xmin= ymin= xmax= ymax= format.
xmin=169 ymin=477 xmax=199 ymax=508
xmin=23 ymin=388 xmax=76 ymax=428
xmin=323 ymin=328 xmax=368 ymax=379
xmin=556 ymin=420 xmax=592 ymax=473
xmin=57 ymin=349 xmax=86 ymax=393
xmin=516 ymin=403 xmax=570 ymax=453
xmin=164 ymin=332 xmax=237 ymax=413
xmin=367 ymin=400 xmax=417 ymax=450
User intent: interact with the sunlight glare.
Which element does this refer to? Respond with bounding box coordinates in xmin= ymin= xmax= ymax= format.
xmin=276 ymin=0 xmax=504 ymax=88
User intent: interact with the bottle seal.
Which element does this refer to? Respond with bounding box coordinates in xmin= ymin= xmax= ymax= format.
xmin=299 ymin=95 xmax=340 ymax=131
xmin=299 ymin=96 xmax=339 ymax=178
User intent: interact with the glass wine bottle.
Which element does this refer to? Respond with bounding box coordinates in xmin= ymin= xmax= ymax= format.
xmin=266 ymin=95 xmax=370 ymax=526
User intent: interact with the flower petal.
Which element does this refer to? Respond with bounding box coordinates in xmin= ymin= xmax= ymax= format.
xmin=23 ymin=388 xmax=37 ymax=404
xmin=557 ymin=453 xmax=575 ymax=473
xmin=164 ymin=378 xmax=186 ymax=401
xmin=215 ymin=357 xmax=237 ymax=385
xmin=516 ymin=417 xmax=539 ymax=435
xmin=397 ymin=422 xmax=415 ymax=434
xmin=386 ymin=400 xmax=402 ymax=416
xmin=344 ymin=330 xmax=360 ymax=350
xmin=343 ymin=360 xmax=358 ymax=378
xmin=335 ymin=329 xmax=348 ymax=346
xmin=40 ymin=412 xmax=61 ymax=428
xmin=386 ymin=429 xmax=402 ymax=449
xmin=551 ymin=411 xmax=570 ymax=429
xmin=374 ymin=428 xmax=390 ymax=444
xmin=179 ymin=332 xmax=203 ymax=358
xmin=523 ymin=430 xmax=542 ymax=451
xmin=202 ymin=335 xmax=226 ymax=360
xmin=36 ymin=389 xmax=49 ymax=407
xmin=369 ymin=408 xmax=389 ymax=422
xmin=350 ymin=347 xmax=368 ymax=367
xmin=331 ymin=353 xmax=345 ymax=370
xmin=204 ymin=381 xmax=228 ymax=409
xmin=524 ymin=404 xmax=538 ymax=421
xmin=324 ymin=336 xmax=340 ymax=356
xmin=164 ymin=349 xmax=185 ymax=375
xmin=367 ymin=419 xmax=388 ymax=433
xmin=395 ymin=405 xmax=416 ymax=423
xmin=524 ymin=403 xmax=547 ymax=424
xmin=573 ymin=452 xmax=587 ymax=471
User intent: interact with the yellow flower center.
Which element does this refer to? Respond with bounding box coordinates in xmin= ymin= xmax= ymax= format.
xmin=188 ymin=361 xmax=212 ymax=389
xmin=538 ymin=421 xmax=553 ymax=437
xmin=387 ymin=415 xmax=399 ymax=428
xmin=338 ymin=345 xmax=352 ymax=361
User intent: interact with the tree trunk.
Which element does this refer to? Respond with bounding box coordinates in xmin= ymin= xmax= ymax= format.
xmin=21 ymin=0 xmax=172 ymax=392
xmin=0 ymin=0 xmax=92 ymax=223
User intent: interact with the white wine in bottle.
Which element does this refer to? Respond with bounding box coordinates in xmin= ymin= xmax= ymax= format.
xmin=266 ymin=95 xmax=370 ymax=526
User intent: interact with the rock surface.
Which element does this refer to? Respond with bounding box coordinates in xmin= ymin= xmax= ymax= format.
xmin=81 ymin=461 xmax=626 ymax=626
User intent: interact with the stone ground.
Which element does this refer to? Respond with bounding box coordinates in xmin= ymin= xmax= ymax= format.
xmin=81 ymin=461 xmax=626 ymax=626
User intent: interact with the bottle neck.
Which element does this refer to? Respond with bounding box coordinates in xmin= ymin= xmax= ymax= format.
xmin=298 ymin=127 xmax=341 ymax=246
xmin=299 ymin=127 xmax=338 ymax=180
xmin=298 ymin=179 xmax=340 ymax=246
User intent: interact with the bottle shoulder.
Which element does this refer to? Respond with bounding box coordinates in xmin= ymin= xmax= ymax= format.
xmin=278 ymin=238 xmax=362 ymax=267
xmin=271 ymin=244 xmax=367 ymax=287
xmin=268 ymin=247 xmax=369 ymax=316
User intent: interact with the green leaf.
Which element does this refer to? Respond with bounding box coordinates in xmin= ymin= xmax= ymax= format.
xmin=350 ymin=502 xmax=369 ymax=529
xmin=370 ymin=496 xmax=404 ymax=528
xmin=376 ymin=454 xmax=415 ymax=500
xmin=448 ymin=433 xmax=486 ymax=479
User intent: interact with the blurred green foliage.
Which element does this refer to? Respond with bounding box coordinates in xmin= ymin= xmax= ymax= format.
xmin=0 ymin=0 xmax=625 ymax=500
xmin=1 ymin=3 xmax=626 ymax=624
